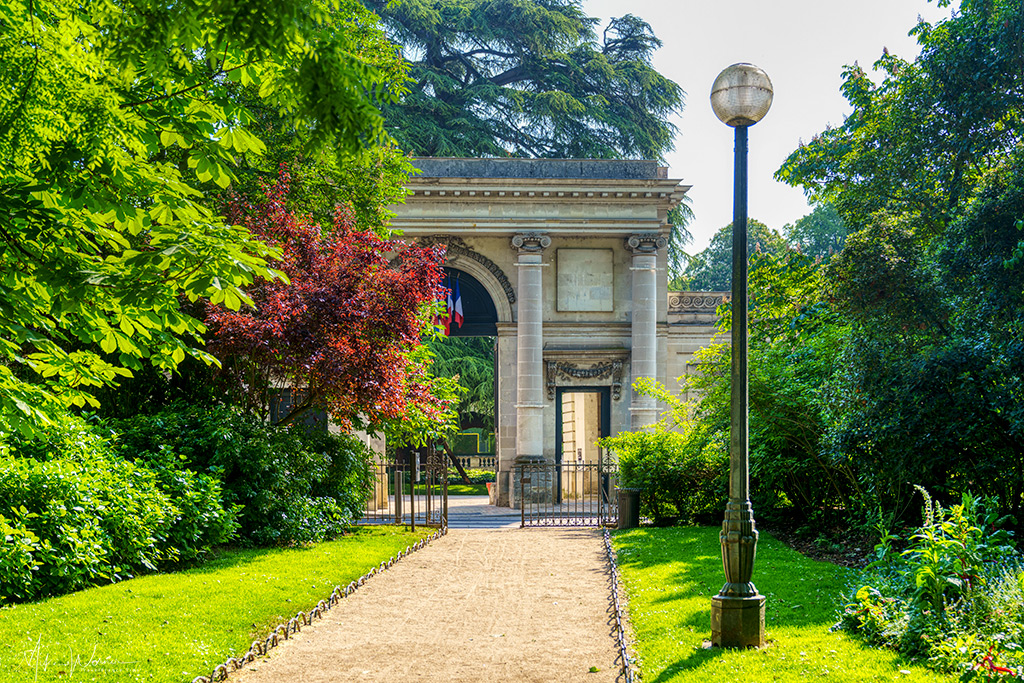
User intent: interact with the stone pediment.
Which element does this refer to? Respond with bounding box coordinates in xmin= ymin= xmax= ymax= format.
xmin=542 ymin=346 xmax=630 ymax=401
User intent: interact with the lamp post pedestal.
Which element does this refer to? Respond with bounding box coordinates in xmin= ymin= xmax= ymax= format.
xmin=711 ymin=595 xmax=765 ymax=648
xmin=711 ymin=500 xmax=765 ymax=647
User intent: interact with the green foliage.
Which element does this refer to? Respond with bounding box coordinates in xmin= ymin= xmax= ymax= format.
xmin=777 ymin=0 xmax=1024 ymax=232
xmin=111 ymin=405 xmax=375 ymax=546
xmin=841 ymin=489 xmax=1021 ymax=678
xmin=0 ymin=412 xmax=238 ymax=602
xmin=446 ymin=468 xmax=494 ymax=485
xmin=819 ymin=156 xmax=1024 ymax=523
xmin=370 ymin=0 xmax=682 ymax=160
xmin=600 ymin=423 xmax=726 ymax=523
xmin=663 ymin=247 xmax=853 ymax=521
xmin=0 ymin=0 xmax=407 ymax=437
xmin=679 ymin=218 xmax=786 ymax=291
xmin=667 ymin=197 xmax=695 ymax=284
xmin=427 ymin=336 xmax=495 ymax=431
xmin=783 ymin=202 xmax=849 ymax=261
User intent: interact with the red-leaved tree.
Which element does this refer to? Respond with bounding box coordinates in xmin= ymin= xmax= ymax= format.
xmin=206 ymin=167 xmax=448 ymax=428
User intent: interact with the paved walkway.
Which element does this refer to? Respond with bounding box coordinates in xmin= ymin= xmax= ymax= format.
xmin=447 ymin=495 xmax=522 ymax=529
xmin=233 ymin=527 xmax=621 ymax=682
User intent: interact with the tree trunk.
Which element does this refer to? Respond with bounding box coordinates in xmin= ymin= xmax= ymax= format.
xmin=443 ymin=442 xmax=473 ymax=484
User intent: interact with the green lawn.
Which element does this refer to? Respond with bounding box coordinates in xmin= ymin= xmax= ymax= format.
xmin=613 ymin=527 xmax=955 ymax=682
xmin=0 ymin=526 xmax=430 ymax=683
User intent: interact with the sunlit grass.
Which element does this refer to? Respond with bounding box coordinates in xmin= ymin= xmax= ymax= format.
xmin=0 ymin=526 xmax=429 ymax=683
xmin=613 ymin=527 xmax=955 ymax=682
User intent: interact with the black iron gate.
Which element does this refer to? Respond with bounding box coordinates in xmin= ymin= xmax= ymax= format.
xmin=518 ymin=457 xmax=618 ymax=527
xmin=360 ymin=447 xmax=448 ymax=529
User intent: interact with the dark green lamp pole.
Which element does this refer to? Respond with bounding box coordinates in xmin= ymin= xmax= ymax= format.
xmin=709 ymin=62 xmax=773 ymax=648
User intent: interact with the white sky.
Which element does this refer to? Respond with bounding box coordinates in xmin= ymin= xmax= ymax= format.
xmin=584 ymin=0 xmax=958 ymax=252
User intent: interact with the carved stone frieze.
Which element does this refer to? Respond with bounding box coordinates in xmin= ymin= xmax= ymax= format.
xmin=668 ymin=292 xmax=728 ymax=314
xmin=544 ymin=358 xmax=627 ymax=401
xmin=418 ymin=235 xmax=516 ymax=305
xmin=625 ymin=233 xmax=667 ymax=254
xmin=510 ymin=232 xmax=552 ymax=253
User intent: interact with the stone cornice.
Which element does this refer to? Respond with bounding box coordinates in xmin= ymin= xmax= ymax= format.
xmin=403 ymin=177 xmax=689 ymax=201
xmin=668 ymin=291 xmax=728 ymax=314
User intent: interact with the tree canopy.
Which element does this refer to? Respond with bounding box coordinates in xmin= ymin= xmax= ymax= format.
xmin=206 ymin=169 xmax=449 ymax=429
xmin=676 ymin=219 xmax=786 ymax=291
xmin=367 ymin=0 xmax=683 ymax=159
xmin=0 ymin=0 xmax=407 ymax=436
xmin=776 ymin=0 xmax=1024 ymax=233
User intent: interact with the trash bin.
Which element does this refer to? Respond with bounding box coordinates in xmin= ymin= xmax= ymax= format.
xmin=617 ymin=487 xmax=641 ymax=529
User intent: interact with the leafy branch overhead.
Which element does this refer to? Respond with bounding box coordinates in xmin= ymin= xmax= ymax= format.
xmin=368 ymin=0 xmax=684 ymax=159
xmin=0 ymin=0 xmax=407 ymax=436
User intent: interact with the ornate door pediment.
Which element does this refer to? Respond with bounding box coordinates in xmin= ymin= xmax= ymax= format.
xmin=543 ymin=347 xmax=630 ymax=401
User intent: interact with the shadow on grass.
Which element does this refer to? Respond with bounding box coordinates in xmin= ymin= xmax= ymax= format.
xmin=613 ymin=526 xmax=860 ymax=679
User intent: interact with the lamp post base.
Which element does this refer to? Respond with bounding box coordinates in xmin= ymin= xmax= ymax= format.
xmin=711 ymin=593 xmax=765 ymax=648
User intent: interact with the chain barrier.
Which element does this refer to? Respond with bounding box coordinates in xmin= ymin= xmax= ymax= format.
xmin=188 ymin=526 xmax=448 ymax=683
xmin=603 ymin=529 xmax=635 ymax=683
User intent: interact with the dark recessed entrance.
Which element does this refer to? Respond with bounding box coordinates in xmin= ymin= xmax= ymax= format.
xmin=444 ymin=268 xmax=497 ymax=337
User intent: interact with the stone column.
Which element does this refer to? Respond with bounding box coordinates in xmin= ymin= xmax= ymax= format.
xmin=511 ymin=233 xmax=551 ymax=507
xmin=626 ymin=233 xmax=667 ymax=430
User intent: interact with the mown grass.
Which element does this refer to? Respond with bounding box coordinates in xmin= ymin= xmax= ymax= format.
xmin=613 ymin=527 xmax=956 ymax=682
xmin=0 ymin=526 xmax=429 ymax=683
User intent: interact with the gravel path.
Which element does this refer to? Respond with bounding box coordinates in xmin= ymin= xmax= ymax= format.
xmin=233 ymin=528 xmax=621 ymax=682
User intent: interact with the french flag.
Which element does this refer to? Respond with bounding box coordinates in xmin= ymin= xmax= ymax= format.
xmin=452 ymin=280 xmax=464 ymax=330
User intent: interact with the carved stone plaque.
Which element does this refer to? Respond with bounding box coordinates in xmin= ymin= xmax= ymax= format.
xmin=556 ymin=248 xmax=613 ymax=312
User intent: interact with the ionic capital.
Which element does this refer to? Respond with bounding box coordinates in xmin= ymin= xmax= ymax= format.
xmin=511 ymin=232 xmax=551 ymax=253
xmin=625 ymin=233 xmax=667 ymax=254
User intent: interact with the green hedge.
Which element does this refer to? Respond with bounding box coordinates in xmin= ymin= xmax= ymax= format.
xmin=600 ymin=423 xmax=727 ymax=523
xmin=111 ymin=405 xmax=375 ymax=546
xmin=0 ymin=414 xmax=235 ymax=601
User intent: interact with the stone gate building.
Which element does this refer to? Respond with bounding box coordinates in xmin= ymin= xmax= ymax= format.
xmin=391 ymin=158 xmax=724 ymax=507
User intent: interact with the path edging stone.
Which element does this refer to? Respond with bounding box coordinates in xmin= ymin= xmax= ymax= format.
xmin=603 ymin=529 xmax=635 ymax=683
xmin=189 ymin=527 xmax=448 ymax=683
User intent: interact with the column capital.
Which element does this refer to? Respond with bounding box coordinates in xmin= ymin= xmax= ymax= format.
xmin=625 ymin=233 xmax=667 ymax=254
xmin=511 ymin=232 xmax=551 ymax=253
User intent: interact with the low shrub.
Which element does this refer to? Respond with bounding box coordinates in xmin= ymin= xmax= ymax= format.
xmin=600 ymin=422 xmax=727 ymax=523
xmin=840 ymin=488 xmax=1022 ymax=679
xmin=129 ymin=445 xmax=239 ymax=562
xmin=0 ymin=445 xmax=172 ymax=599
xmin=0 ymin=412 xmax=239 ymax=602
xmin=111 ymin=405 xmax=375 ymax=546
xmin=447 ymin=468 xmax=494 ymax=485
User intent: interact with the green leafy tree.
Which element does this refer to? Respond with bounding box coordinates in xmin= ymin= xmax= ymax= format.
xmin=427 ymin=336 xmax=495 ymax=431
xmin=368 ymin=0 xmax=683 ymax=160
xmin=783 ymin=203 xmax=848 ymax=261
xmin=776 ymin=0 xmax=1024 ymax=233
xmin=775 ymin=0 xmax=1024 ymax=524
xmin=679 ymin=219 xmax=786 ymax=291
xmin=667 ymin=198 xmax=695 ymax=285
xmin=0 ymin=0 xmax=407 ymax=436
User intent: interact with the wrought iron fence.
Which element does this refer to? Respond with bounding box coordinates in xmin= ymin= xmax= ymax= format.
xmin=360 ymin=450 xmax=447 ymax=528
xmin=517 ymin=459 xmax=618 ymax=527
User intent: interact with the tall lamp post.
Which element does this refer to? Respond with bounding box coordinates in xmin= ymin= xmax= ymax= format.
xmin=709 ymin=63 xmax=773 ymax=649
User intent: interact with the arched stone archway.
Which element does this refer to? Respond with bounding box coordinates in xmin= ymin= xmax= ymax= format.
xmin=393 ymin=158 xmax=719 ymax=507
